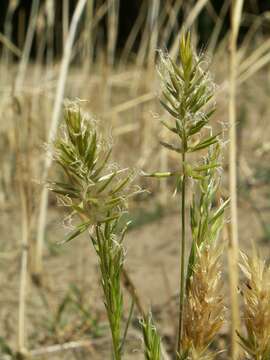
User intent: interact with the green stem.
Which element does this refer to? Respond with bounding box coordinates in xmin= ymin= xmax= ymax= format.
xmin=95 ymin=226 xmax=121 ymax=360
xmin=105 ymin=282 xmax=121 ymax=360
xmin=177 ymin=150 xmax=186 ymax=354
xmin=111 ymin=328 xmax=121 ymax=360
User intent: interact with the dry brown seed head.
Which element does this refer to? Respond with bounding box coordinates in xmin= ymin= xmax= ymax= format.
xmin=181 ymin=244 xmax=225 ymax=358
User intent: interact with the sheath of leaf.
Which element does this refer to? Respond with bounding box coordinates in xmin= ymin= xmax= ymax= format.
xmin=49 ymin=104 xmax=135 ymax=243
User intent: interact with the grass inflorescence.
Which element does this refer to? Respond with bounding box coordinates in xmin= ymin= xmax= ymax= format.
xmin=146 ymin=32 xmax=227 ymax=358
xmin=238 ymin=251 xmax=270 ymax=360
xmin=50 ymin=103 xmax=137 ymax=359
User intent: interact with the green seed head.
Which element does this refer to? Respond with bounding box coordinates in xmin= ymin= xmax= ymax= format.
xmin=50 ymin=102 xmax=136 ymax=242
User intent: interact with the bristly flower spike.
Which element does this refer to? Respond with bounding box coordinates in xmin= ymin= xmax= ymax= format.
xmin=238 ymin=251 xmax=270 ymax=360
xmin=50 ymin=103 xmax=136 ymax=242
xmin=147 ymin=32 xmax=227 ymax=357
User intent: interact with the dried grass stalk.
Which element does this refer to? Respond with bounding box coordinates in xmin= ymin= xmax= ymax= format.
xmin=34 ymin=0 xmax=87 ymax=279
xmin=228 ymin=1 xmax=244 ymax=357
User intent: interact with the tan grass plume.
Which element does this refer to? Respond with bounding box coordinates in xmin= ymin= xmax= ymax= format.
xmin=238 ymin=251 xmax=270 ymax=359
xmin=181 ymin=243 xmax=225 ymax=359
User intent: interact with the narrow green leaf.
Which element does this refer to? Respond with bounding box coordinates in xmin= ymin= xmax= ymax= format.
xmin=186 ymin=73 xmax=204 ymax=96
xmin=105 ymin=197 xmax=122 ymax=207
xmin=160 ymin=99 xmax=179 ymax=118
xmin=120 ymin=299 xmax=134 ymax=353
xmin=187 ymin=119 xmax=207 ymax=136
xmin=192 ymin=162 xmax=221 ymax=172
xmin=209 ymin=198 xmax=230 ymax=225
xmin=160 ymin=141 xmax=182 ymax=153
xmin=62 ymin=221 xmax=91 ymax=244
xmin=50 ymin=181 xmax=79 ymax=192
xmin=99 ymin=214 xmax=120 ymax=224
xmin=72 ymin=204 xmax=89 ymax=217
xmin=160 ymin=120 xmax=179 ymax=135
xmin=169 ymin=70 xmax=181 ymax=93
xmin=165 ymin=81 xmax=178 ymax=98
xmin=111 ymin=175 xmax=130 ymax=195
xmin=51 ymin=188 xmax=80 ymax=199
xmin=142 ymin=171 xmax=177 ymax=178
xmin=85 ymin=131 xmax=97 ymax=169
xmin=204 ymin=108 xmax=216 ymax=121
xmin=92 ymin=149 xmax=112 ymax=179
xmin=188 ymin=134 xmax=220 ymax=152
xmin=174 ymin=175 xmax=183 ymax=195
xmin=192 ymin=94 xmax=214 ymax=113
xmin=237 ymin=331 xmax=256 ymax=355
xmin=162 ymin=90 xmax=175 ymax=108
xmin=97 ymin=172 xmax=116 ymax=193
xmin=169 ymin=58 xmax=184 ymax=81
xmin=186 ymin=240 xmax=197 ymax=290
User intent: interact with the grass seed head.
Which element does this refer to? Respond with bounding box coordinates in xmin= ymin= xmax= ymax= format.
xmin=181 ymin=243 xmax=225 ymax=359
xmin=50 ymin=102 xmax=136 ymax=241
xmin=238 ymin=251 xmax=270 ymax=359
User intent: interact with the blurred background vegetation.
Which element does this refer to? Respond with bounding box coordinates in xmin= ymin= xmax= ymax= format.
xmin=1 ymin=1 xmax=270 ymax=61
xmin=0 ymin=1 xmax=270 ymax=359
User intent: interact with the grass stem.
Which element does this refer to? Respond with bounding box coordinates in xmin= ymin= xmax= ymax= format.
xmin=178 ymin=151 xmax=186 ymax=354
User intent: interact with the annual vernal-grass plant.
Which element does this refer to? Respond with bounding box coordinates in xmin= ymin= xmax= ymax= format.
xmin=50 ymin=104 xmax=137 ymax=360
xmin=146 ymin=33 xmax=228 ymax=359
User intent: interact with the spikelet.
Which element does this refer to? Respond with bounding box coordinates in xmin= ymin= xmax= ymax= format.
xmin=180 ymin=243 xmax=225 ymax=359
xmin=238 ymin=251 xmax=270 ymax=359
